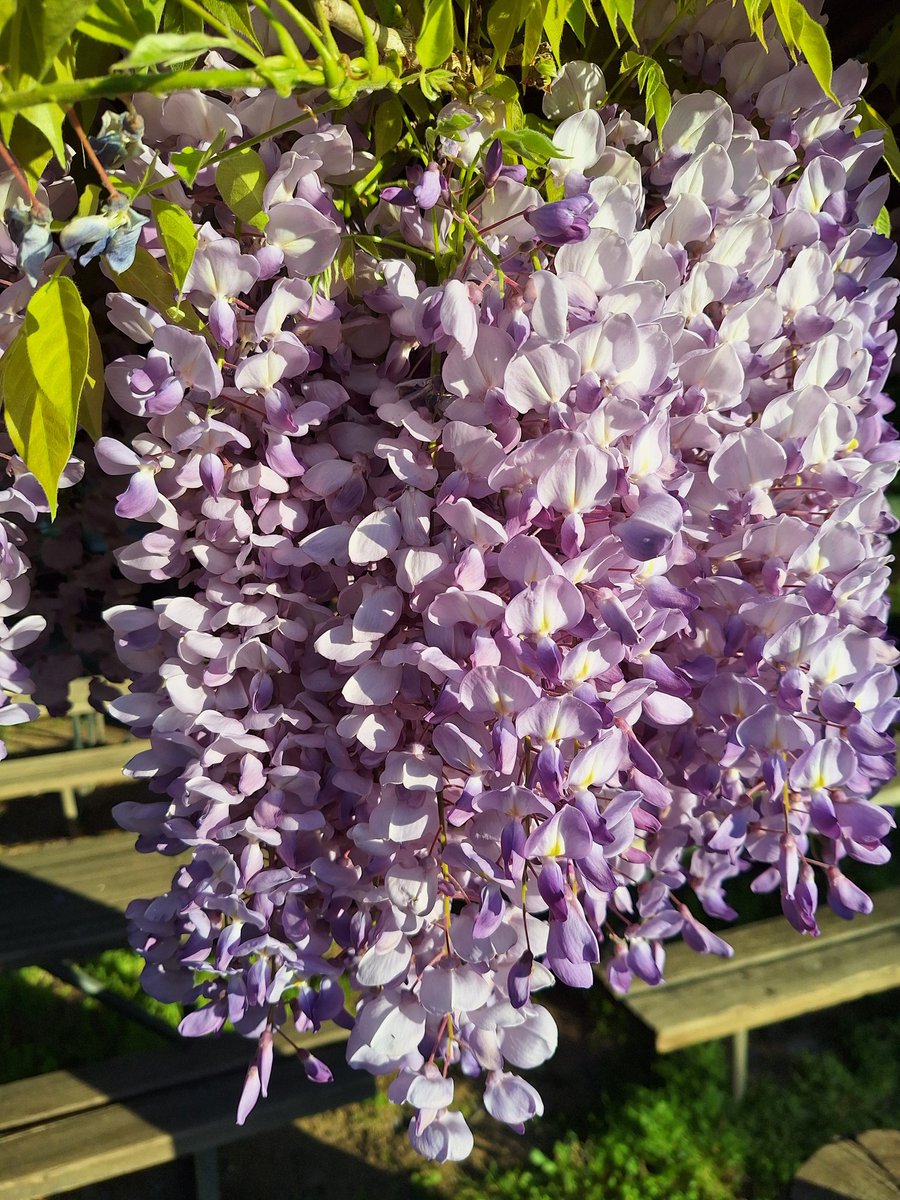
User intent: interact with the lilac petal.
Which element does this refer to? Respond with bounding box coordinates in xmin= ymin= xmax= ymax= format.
xmin=525 ymin=807 xmax=593 ymax=860
xmin=200 ymin=452 xmax=225 ymax=497
xmin=483 ymin=1071 xmax=544 ymax=1126
xmin=154 ymin=326 xmax=223 ymax=397
xmin=115 ymin=469 xmax=159 ymax=519
xmin=537 ymin=862 xmax=568 ymax=920
xmin=236 ymin=1063 xmax=261 ymax=1125
xmin=409 ymin=1110 xmax=473 ymax=1162
xmin=208 ymin=296 xmax=237 ymax=347
xmin=617 ymin=491 xmax=683 ymax=561
xmin=298 ymin=1049 xmax=333 ymax=1083
xmin=508 ymin=950 xmax=533 ymax=1009
xmin=95 ymin=436 xmax=141 ymax=474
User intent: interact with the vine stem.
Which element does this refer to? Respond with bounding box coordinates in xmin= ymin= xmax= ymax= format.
xmin=0 ymin=67 xmax=320 ymax=114
xmin=67 ymin=107 xmax=121 ymax=199
xmin=318 ymin=0 xmax=406 ymax=54
xmin=0 ymin=139 xmax=41 ymax=208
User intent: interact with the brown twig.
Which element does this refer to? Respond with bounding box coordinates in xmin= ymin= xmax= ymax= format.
xmin=67 ymin=106 xmax=121 ymax=199
xmin=0 ymin=139 xmax=41 ymax=209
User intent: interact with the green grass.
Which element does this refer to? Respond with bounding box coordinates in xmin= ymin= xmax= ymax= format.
xmin=79 ymin=947 xmax=184 ymax=1030
xmin=438 ymin=994 xmax=900 ymax=1200
xmin=0 ymin=959 xmax=170 ymax=1084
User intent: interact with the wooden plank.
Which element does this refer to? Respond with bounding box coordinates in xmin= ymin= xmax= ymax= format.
xmin=634 ymin=888 xmax=900 ymax=989
xmin=0 ymin=1027 xmax=352 ymax=1134
xmin=0 ymin=832 xmax=185 ymax=969
xmin=0 ymin=741 xmax=149 ymax=801
xmin=0 ymin=1045 xmax=372 ymax=1200
xmin=629 ymin=925 xmax=900 ymax=1052
xmin=857 ymin=1133 xmax=900 ymax=1185
xmin=792 ymin=1138 xmax=900 ymax=1200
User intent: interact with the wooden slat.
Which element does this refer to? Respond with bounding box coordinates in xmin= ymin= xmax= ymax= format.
xmin=0 ymin=741 xmax=149 ymax=801
xmin=0 ymin=832 xmax=185 ymax=969
xmin=792 ymin=1136 xmax=900 ymax=1200
xmin=857 ymin=1133 xmax=900 ymax=1185
xmin=0 ymin=1043 xmax=372 ymax=1200
xmin=0 ymin=1043 xmax=249 ymax=1134
xmin=629 ymin=925 xmax=900 ymax=1052
xmin=0 ymin=1026 xmax=352 ymax=1134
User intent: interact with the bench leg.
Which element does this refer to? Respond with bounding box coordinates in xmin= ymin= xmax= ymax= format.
xmin=194 ymin=1149 xmax=220 ymax=1200
xmin=731 ymin=1028 xmax=749 ymax=1102
xmin=59 ymin=787 xmax=79 ymax=835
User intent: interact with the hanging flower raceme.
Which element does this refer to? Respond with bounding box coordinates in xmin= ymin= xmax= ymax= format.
xmin=1 ymin=0 xmax=893 ymax=1163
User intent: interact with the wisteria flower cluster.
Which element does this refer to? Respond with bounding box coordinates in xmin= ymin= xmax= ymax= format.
xmin=0 ymin=0 xmax=897 ymax=1162
xmin=0 ymin=446 xmax=83 ymax=752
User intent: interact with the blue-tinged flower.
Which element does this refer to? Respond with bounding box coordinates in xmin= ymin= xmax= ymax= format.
xmin=4 ymin=198 xmax=53 ymax=285
xmin=89 ymin=110 xmax=145 ymax=169
xmin=60 ymin=193 xmax=148 ymax=273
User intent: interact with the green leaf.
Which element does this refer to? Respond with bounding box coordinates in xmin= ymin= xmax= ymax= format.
xmin=170 ymin=129 xmax=227 ymax=186
xmin=77 ymin=0 xmax=164 ymax=48
xmin=857 ymin=99 xmax=900 ymax=182
xmin=435 ymin=112 xmax=476 ymax=136
xmin=869 ymin=16 xmax=900 ymax=101
xmin=77 ymin=183 xmax=103 ymax=217
xmin=151 ymin=198 xmax=198 ymax=295
xmin=2 ymin=278 xmax=89 ymax=517
xmin=21 ymin=101 xmax=68 ymax=168
xmin=742 ymin=0 xmax=770 ymax=46
xmin=7 ymin=119 xmax=54 ymax=189
xmin=497 ymin=126 xmax=563 ymax=163
xmin=2 ymin=0 xmax=96 ymax=86
xmin=564 ymin=0 xmax=587 ymax=41
xmin=216 ymin=145 xmax=269 ymax=231
xmin=162 ymin=0 xmax=204 ymax=33
xmin=374 ymin=95 xmax=405 ymax=162
xmin=597 ymin=0 xmax=637 ymax=46
xmin=771 ymin=0 xmax=835 ymax=101
xmin=875 ymin=206 xmax=892 ymax=237
xmin=521 ymin=0 xmax=547 ymax=68
xmin=0 ymin=0 xmax=15 ymax=39
xmin=623 ymin=52 xmax=671 ymax=140
xmin=25 ymin=278 xmax=89 ymax=421
xmin=200 ymin=0 xmax=262 ymax=52
xmin=794 ymin=12 xmax=834 ymax=103
xmin=416 ymin=0 xmax=455 ymax=69
xmin=114 ymin=31 xmax=236 ymax=70
xmin=542 ymin=0 xmax=572 ymax=62
xmin=79 ymin=315 xmax=105 ymax=441
xmin=486 ymin=0 xmax=525 ymax=66
xmin=112 ymin=247 xmax=204 ymax=329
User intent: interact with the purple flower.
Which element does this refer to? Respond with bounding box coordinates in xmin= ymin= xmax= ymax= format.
xmin=382 ymin=163 xmax=445 ymax=210
xmin=525 ymin=195 xmax=597 ymax=245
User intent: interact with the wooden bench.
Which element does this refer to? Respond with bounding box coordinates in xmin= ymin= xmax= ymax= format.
xmin=0 ymin=828 xmax=172 ymax=969
xmin=0 ymin=831 xmax=374 ymax=1198
xmin=9 ymin=677 xmax=131 ymax=748
xmin=792 ymin=1129 xmax=900 ymax=1199
xmin=606 ymin=886 xmax=900 ymax=1099
xmin=0 ymin=739 xmax=150 ymax=831
xmin=0 ymin=1028 xmax=372 ymax=1200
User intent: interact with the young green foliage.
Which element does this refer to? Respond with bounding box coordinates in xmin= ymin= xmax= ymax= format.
xmin=216 ymin=144 xmax=270 ymax=230
xmin=1 ymin=277 xmax=91 ymax=516
xmin=416 ymin=0 xmax=456 ymax=68
xmin=622 ymin=51 xmax=672 ymax=139
xmin=858 ymin=99 xmax=900 ymax=182
xmin=150 ymin=197 xmax=199 ymax=294
xmin=771 ymin=0 xmax=835 ymax=101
